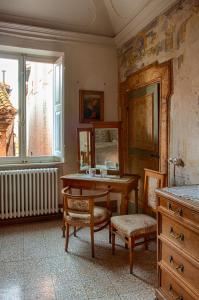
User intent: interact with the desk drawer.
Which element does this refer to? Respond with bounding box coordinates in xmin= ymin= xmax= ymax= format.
xmin=63 ymin=179 xmax=96 ymax=190
xmin=160 ymin=268 xmax=195 ymax=300
xmin=161 ymin=214 xmax=199 ymax=260
xmin=161 ymin=241 xmax=199 ymax=292
xmin=94 ymin=182 xmax=123 ymax=193
xmin=160 ymin=197 xmax=198 ymax=225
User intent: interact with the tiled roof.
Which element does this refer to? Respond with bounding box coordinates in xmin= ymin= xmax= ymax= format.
xmin=0 ymin=83 xmax=17 ymax=123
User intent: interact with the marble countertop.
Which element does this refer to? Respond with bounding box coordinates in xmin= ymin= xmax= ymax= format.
xmin=156 ymin=185 xmax=199 ymax=208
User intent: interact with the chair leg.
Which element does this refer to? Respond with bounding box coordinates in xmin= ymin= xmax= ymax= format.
xmin=74 ymin=226 xmax=77 ymax=237
xmin=112 ymin=227 xmax=115 ymax=255
xmin=109 ymin=223 xmax=111 ymax=244
xmin=90 ymin=226 xmax=95 ymax=258
xmin=125 ymin=241 xmax=128 ymax=249
xmin=65 ymin=223 xmax=70 ymax=252
xmin=129 ymin=237 xmax=135 ymax=274
xmin=62 ymin=225 xmax=66 ymax=238
xmin=144 ymin=236 xmax=148 ymax=250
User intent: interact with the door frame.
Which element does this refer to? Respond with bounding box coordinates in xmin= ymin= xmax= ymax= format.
xmin=119 ymin=60 xmax=173 ymax=176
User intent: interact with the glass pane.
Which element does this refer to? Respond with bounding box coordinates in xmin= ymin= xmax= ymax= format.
xmin=55 ymin=111 xmax=61 ymax=151
xmin=79 ymin=130 xmax=91 ymax=170
xmin=0 ymin=57 xmax=19 ymax=157
xmin=26 ymin=61 xmax=53 ymax=156
xmin=95 ymin=128 xmax=119 ymax=170
xmin=55 ymin=64 xmax=60 ymax=104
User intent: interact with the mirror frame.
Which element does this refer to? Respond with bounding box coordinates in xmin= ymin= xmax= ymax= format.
xmin=77 ymin=127 xmax=93 ymax=172
xmin=77 ymin=122 xmax=123 ymax=176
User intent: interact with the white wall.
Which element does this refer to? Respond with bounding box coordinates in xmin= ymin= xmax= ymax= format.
xmin=64 ymin=42 xmax=118 ymax=173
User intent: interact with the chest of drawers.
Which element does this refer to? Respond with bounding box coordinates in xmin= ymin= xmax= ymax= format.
xmin=156 ymin=186 xmax=199 ymax=300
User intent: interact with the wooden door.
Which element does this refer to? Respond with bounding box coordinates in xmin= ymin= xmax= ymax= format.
xmin=127 ymin=83 xmax=160 ymax=205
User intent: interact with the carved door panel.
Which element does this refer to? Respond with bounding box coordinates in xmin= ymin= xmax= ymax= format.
xmin=127 ymin=83 xmax=159 ymax=206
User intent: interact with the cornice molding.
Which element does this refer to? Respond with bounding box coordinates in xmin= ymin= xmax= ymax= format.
xmin=114 ymin=0 xmax=177 ymax=48
xmin=0 ymin=21 xmax=115 ymax=47
xmin=0 ymin=0 xmax=178 ymax=48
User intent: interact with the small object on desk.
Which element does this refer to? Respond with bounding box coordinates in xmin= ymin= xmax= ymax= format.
xmin=100 ymin=168 xmax=107 ymax=177
xmin=86 ymin=168 xmax=96 ymax=177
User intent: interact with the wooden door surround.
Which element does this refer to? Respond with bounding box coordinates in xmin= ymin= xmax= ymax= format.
xmin=119 ymin=61 xmax=173 ymax=175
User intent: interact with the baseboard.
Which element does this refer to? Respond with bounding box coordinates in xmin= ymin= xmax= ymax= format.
xmin=0 ymin=212 xmax=62 ymax=226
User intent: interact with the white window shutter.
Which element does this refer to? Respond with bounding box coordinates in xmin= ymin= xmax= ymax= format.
xmin=53 ymin=57 xmax=63 ymax=158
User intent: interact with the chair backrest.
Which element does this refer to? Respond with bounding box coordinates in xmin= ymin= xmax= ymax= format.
xmin=143 ymin=169 xmax=166 ymax=214
xmin=62 ymin=187 xmax=110 ymax=218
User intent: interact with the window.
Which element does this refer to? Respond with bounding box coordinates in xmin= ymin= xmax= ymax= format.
xmin=0 ymin=51 xmax=63 ymax=164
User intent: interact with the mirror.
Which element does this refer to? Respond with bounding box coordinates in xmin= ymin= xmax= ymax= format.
xmin=77 ymin=122 xmax=123 ymax=175
xmin=77 ymin=128 xmax=92 ymax=171
xmin=94 ymin=128 xmax=119 ymax=170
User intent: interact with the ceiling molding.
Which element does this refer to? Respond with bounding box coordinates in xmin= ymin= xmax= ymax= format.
xmin=114 ymin=0 xmax=177 ymax=48
xmin=109 ymin=0 xmax=129 ymax=19
xmin=0 ymin=21 xmax=115 ymax=47
xmin=0 ymin=0 xmax=97 ymax=28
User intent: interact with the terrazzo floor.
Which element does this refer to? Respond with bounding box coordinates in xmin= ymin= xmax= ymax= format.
xmin=0 ymin=220 xmax=156 ymax=300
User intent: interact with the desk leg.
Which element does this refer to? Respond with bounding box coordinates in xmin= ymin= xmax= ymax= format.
xmin=62 ymin=197 xmax=65 ymax=237
xmin=135 ymin=188 xmax=138 ymax=213
xmin=120 ymin=193 xmax=129 ymax=215
xmin=62 ymin=224 xmax=66 ymax=237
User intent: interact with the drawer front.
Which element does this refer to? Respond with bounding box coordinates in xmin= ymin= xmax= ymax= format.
xmin=161 ymin=214 xmax=199 ymax=260
xmin=161 ymin=241 xmax=199 ymax=292
xmin=63 ymin=179 xmax=96 ymax=190
xmin=95 ymin=182 xmax=123 ymax=193
xmin=160 ymin=268 xmax=196 ymax=300
xmin=160 ymin=197 xmax=199 ymax=224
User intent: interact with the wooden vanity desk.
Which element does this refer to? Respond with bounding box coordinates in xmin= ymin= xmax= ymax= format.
xmin=61 ymin=173 xmax=139 ymax=214
xmin=156 ymin=185 xmax=199 ymax=300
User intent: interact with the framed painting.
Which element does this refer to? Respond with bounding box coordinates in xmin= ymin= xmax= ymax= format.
xmin=79 ymin=90 xmax=104 ymax=123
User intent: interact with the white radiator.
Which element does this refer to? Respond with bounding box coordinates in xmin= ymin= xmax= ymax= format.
xmin=0 ymin=168 xmax=58 ymax=219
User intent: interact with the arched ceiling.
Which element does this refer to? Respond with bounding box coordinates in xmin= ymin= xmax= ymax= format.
xmin=0 ymin=0 xmax=176 ymax=38
xmin=104 ymin=0 xmax=152 ymax=34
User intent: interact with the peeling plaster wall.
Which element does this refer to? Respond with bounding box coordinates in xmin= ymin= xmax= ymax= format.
xmin=119 ymin=0 xmax=199 ymax=186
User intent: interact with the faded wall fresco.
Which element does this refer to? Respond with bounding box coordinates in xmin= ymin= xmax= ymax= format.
xmin=119 ymin=0 xmax=199 ymax=186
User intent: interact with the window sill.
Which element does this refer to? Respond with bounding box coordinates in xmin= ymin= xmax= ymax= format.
xmin=0 ymin=161 xmax=64 ymax=169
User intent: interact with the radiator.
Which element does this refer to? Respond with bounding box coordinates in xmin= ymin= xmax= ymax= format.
xmin=0 ymin=168 xmax=58 ymax=219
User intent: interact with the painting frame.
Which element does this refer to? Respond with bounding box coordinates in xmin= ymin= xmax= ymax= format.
xmin=79 ymin=90 xmax=104 ymax=123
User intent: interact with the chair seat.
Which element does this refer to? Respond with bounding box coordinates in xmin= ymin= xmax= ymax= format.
xmin=65 ymin=206 xmax=111 ymax=224
xmin=111 ymin=214 xmax=156 ymax=237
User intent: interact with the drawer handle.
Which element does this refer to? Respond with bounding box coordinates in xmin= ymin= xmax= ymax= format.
xmin=169 ymin=256 xmax=184 ymax=272
xmin=169 ymin=284 xmax=183 ymax=300
xmin=169 ymin=227 xmax=184 ymax=241
xmin=167 ymin=202 xmax=183 ymax=217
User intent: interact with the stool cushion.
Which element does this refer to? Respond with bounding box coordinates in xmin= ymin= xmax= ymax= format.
xmin=65 ymin=206 xmax=111 ymax=224
xmin=111 ymin=214 xmax=156 ymax=237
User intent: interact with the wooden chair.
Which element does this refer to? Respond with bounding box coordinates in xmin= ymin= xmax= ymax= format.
xmin=62 ymin=187 xmax=111 ymax=258
xmin=111 ymin=168 xmax=166 ymax=274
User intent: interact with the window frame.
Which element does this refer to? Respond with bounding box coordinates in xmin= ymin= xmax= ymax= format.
xmin=0 ymin=50 xmax=64 ymax=165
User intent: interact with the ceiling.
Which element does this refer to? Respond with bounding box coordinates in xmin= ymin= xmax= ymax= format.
xmin=104 ymin=0 xmax=152 ymax=35
xmin=0 ymin=0 xmax=175 ymax=38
